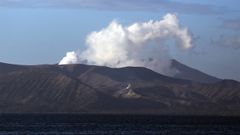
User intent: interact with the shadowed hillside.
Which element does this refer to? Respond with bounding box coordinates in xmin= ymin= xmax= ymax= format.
xmin=171 ymin=59 xmax=221 ymax=83
xmin=0 ymin=61 xmax=240 ymax=115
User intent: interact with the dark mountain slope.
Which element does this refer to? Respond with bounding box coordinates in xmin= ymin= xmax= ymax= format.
xmin=0 ymin=62 xmax=240 ymax=115
xmin=0 ymin=66 xmax=100 ymax=113
xmin=171 ymin=59 xmax=221 ymax=83
xmin=0 ymin=62 xmax=27 ymax=74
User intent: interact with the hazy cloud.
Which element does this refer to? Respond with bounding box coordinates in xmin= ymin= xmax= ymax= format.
xmin=216 ymin=18 xmax=240 ymax=48
xmin=59 ymin=13 xmax=192 ymax=76
xmin=222 ymin=18 xmax=240 ymax=30
xmin=213 ymin=35 xmax=240 ymax=49
xmin=0 ymin=0 xmax=226 ymax=14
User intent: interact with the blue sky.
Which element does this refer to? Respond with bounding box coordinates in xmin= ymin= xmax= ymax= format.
xmin=0 ymin=0 xmax=240 ymax=81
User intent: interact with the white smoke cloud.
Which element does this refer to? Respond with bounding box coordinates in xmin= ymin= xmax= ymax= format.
xmin=59 ymin=51 xmax=78 ymax=64
xmin=59 ymin=13 xmax=192 ymax=76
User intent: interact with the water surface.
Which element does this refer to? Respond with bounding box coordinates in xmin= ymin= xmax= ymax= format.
xmin=0 ymin=114 xmax=239 ymax=135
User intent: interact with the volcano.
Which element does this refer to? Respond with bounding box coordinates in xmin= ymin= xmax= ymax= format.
xmin=0 ymin=60 xmax=239 ymax=115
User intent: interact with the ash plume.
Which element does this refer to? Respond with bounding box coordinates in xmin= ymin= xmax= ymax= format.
xmin=59 ymin=13 xmax=192 ymax=76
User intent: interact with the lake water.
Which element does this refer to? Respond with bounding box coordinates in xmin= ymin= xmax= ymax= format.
xmin=0 ymin=114 xmax=240 ymax=135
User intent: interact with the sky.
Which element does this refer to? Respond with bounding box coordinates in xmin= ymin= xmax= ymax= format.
xmin=0 ymin=0 xmax=240 ymax=81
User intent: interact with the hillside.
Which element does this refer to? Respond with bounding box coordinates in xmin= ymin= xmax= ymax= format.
xmin=171 ymin=59 xmax=221 ymax=83
xmin=0 ymin=61 xmax=239 ymax=115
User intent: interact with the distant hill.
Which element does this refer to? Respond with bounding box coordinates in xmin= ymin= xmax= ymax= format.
xmin=0 ymin=62 xmax=27 ymax=74
xmin=0 ymin=61 xmax=240 ymax=115
xmin=171 ymin=59 xmax=221 ymax=83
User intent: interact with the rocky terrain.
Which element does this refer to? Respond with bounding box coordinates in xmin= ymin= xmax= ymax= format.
xmin=0 ymin=60 xmax=240 ymax=115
